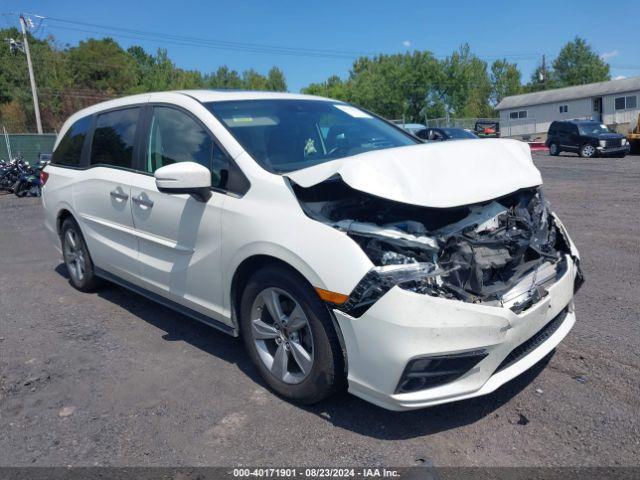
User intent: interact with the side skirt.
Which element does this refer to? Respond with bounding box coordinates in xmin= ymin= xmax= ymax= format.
xmin=94 ymin=267 xmax=238 ymax=337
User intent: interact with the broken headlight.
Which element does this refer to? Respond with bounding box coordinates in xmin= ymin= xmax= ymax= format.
xmin=337 ymin=262 xmax=444 ymax=317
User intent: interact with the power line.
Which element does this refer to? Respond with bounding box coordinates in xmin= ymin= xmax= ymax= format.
xmin=25 ymin=13 xmax=544 ymax=62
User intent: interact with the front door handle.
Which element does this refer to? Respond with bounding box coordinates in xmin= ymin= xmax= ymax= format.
xmin=132 ymin=194 xmax=154 ymax=208
xmin=109 ymin=189 xmax=129 ymax=201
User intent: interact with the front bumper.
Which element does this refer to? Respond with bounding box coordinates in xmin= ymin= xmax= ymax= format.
xmin=334 ymin=254 xmax=578 ymax=411
xmin=597 ymin=144 xmax=630 ymax=155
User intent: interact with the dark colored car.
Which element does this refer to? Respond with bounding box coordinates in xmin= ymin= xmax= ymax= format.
xmin=474 ymin=121 xmax=500 ymax=138
xmin=546 ymin=120 xmax=630 ymax=158
xmin=416 ymin=127 xmax=479 ymax=141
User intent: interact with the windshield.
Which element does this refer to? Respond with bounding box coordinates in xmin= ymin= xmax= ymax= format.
xmin=578 ymin=123 xmax=610 ymax=136
xmin=442 ymin=128 xmax=478 ymax=139
xmin=205 ymin=100 xmax=418 ymax=173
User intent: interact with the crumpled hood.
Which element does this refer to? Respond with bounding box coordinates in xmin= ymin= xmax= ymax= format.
xmin=286 ymin=139 xmax=542 ymax=208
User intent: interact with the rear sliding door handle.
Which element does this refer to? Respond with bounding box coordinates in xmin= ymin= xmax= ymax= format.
xmin=109 ymin=189 xmax=129 ymax=201
xmin=132 ymin=194 xmax=154 ymax=208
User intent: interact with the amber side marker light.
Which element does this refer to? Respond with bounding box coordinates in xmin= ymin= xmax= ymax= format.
xmin=315 ymin=287 xmax=349 ymax=305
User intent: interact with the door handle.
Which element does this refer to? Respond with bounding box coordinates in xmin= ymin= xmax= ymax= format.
xmin=132 ymin=194 xmax=154 ymax=208
xmin=109 ymin=189 xmax=129 ymax=201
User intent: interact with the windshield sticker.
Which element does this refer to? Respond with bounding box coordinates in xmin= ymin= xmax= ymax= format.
xmin=334 ymin=104 xmax=372 ymax=118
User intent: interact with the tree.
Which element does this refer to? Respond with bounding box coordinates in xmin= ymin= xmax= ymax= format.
xmin=242 ymin=69 xmax=269 ymax=90
xmin=302 ymin=75 xmax=351 ymax=100
xmin=0 ymin=100 xmax=28 ymax=131
xmin=440 ymin=44 xmax=493 ymax=117
xmin=67 ymin=38 xmax=137 ymax=93
xmin=206 ymin=66 xmax=243 ymax=89
xmin=345 ymin=51 xmax=442 ymax=121
xmin=553 ymin=37 xmax=610 ymax=87
xmin=490 ymin=59 xmax=521 ymax=105
xmin=266 ymin=67 xmax=287 ymax=91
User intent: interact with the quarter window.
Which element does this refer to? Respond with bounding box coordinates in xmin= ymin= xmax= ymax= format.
xmin=51 ymin=116 xmax=90 ymax=167
xmin=90 ymin=108 xmax=140 ymax=168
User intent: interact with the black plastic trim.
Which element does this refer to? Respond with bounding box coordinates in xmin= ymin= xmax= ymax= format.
xmin=495 ymin=307 xmax=568 ymax=374
xmin=94 ymin=267 xmax=237 ymax=337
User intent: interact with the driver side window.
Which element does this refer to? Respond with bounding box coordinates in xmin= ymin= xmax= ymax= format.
xmin=146 ymin=106 xmax=231 ymax=189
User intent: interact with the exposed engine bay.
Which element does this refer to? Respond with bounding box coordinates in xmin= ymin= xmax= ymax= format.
xmin=292 ymin=178 xmax=582 ymax=316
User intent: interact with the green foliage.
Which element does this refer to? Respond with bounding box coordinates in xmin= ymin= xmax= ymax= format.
xmin=552 ymin=37 xmax=610 ymax=86
xmin=523 ymin=37 xmax=610 ymax=92
xmin=0 ymin=29 xmax=615 ymax=132
xmin=0 ymin=29 xmax=287 ymax=132
xmin=490 ymin=59 xmax=521 ymax=105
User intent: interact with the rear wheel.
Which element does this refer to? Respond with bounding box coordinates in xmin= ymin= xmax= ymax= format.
xmin=60 ymin=218 xmax=101 ymax=291
xmin=549 ymin=142 xmax=560 ymax=156
xmin=579 ymin=144 xmax=596 ymax=158
xmin=239 ymin=265 xmax=345 ymax=404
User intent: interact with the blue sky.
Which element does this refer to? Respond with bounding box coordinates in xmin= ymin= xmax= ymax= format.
xmin=6 ymin=0 xmax=639 ymax=92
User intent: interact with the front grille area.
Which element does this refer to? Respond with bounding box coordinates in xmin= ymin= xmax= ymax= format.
xmin=605 ymin=139 xmax=622 ymax=148
xmin=495 ymin=307 xmax=568 ymax=373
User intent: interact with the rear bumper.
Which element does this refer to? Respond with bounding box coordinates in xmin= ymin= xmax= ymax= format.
xmin=335 ymin=255 xmax=578 ymax=411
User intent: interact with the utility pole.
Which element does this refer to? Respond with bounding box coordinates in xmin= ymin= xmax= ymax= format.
xmin=19 ymin=14 xmax=43 ymax=134
xmin=541 ymin=54 xmax=547 ymax=88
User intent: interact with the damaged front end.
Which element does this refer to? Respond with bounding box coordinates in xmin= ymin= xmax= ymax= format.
xmin=293 ymin=178 xmax=583 ymax=316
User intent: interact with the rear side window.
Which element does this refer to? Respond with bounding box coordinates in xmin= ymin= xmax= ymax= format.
xmin=90 ymin=108 xmax=140 ymax=168
xmin=51 ymin=116 xmax=90 ymax=167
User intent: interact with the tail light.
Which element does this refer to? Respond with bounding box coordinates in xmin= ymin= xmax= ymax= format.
xmin=40 ymin=170 xmax=49 ymax=186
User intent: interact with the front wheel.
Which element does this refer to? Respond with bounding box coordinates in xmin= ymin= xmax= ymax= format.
xmin=579 ymin=144 xmax=596 ymax=158
xmin=239 ymin=265 xmax=345 ymax=404
xmin=549 ymin=142 xmax=560 ymax=156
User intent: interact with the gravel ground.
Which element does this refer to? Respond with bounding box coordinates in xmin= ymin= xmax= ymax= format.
xmin=0 ymin=153 xmax=638 ymax=467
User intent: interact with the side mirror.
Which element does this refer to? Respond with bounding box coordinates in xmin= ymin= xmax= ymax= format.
xmin=154 ymin=162 xmax=212 ymax=202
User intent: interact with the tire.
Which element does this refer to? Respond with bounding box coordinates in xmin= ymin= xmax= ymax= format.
xmin=60 ymin=217 xmax=101 ymax=291
xmin=579 ymin=143 xmax=596 ymax=158
xmin=239 ymin=265 xmax=345 ymax=404
xmin=548 ymin=142 xmax=560 ymax=156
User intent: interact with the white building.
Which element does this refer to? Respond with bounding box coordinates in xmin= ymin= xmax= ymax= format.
xmin=496 ymin=76 xmax=640 ymax=138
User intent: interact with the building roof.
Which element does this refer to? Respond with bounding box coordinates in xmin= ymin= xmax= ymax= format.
xmin=496 ymin=76 xmax=640 ymax=110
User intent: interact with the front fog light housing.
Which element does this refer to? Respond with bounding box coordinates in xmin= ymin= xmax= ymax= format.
xmin=396 ymin=349 xmax=489 ymax=393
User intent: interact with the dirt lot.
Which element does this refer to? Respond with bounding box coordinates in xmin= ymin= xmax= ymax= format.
xmin=1 ymin=153 xmax=639 ymax=467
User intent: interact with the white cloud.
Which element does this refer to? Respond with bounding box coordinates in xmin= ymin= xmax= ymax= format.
xmin=614 ymin=75 xmax=626 ymax=80
xmin=402 ymin=40 xmax=411 ymax=47
xmin=600 ymin=49 xmax=619 ymax=60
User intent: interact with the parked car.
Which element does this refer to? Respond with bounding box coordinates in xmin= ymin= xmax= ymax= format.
xmin=546 ymin=120 xmax=630 ymax=158
xmin=38 ymin=153 xmax=53 ymax=164
xmin=416 ymin=127 xmax=479 ymax=141
xmin=397 ymin=122 xmax=427 ymax=135
xmin=42 ymin=91 xmax=582 ymax=411
xmin=474 ymin=120 xmax=500 ymax=138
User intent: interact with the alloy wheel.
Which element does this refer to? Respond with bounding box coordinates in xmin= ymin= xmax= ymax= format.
xmin=63 ymin=229 xmax=86 ymax=283
xmin=582 ymin=145 xmax=595 ymax=157
xmin=250 ymin=287 xmax=314 ymax=384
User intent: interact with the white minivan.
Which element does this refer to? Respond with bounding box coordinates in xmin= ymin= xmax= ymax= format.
xmin=42 ymin=91 xmax=583 ymax=411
